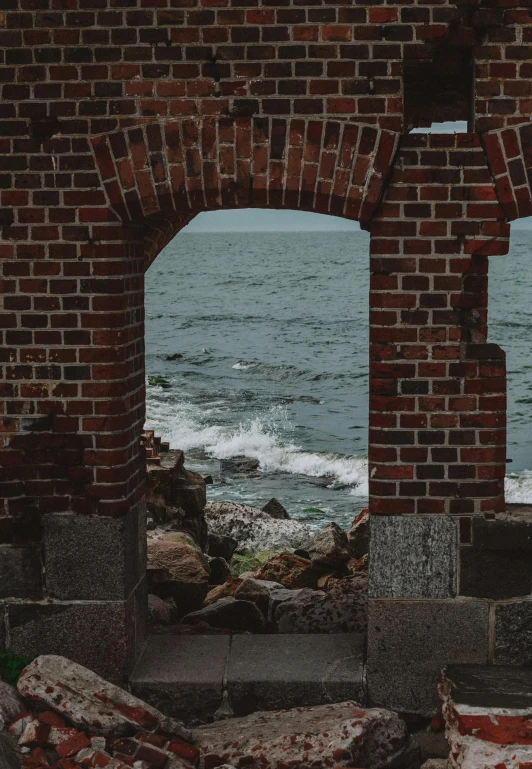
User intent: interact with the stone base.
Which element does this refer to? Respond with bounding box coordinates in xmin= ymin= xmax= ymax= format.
xmin=1 ymin=578 xmax=147 ymax=684
xmin=367 ymin=599 xmax=490 ymax=715
xmin=130 ymin=633 xmax=365 ymax=722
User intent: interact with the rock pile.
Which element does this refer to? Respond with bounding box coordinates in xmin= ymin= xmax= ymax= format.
xmin=1 ymin=654 xmax=420 ymax=769
xmin=144 ymin=439 xmax=369 ymax=635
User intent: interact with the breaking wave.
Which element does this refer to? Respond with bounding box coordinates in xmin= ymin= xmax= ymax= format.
xmin=505 ymin=472 xmax=532 ymax=503
xmin=145 ymin=399 xmax=368 ymax=495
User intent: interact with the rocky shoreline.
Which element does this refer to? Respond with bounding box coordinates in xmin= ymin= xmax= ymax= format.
xmin=143 ymin=431 xmax=369 ymax=636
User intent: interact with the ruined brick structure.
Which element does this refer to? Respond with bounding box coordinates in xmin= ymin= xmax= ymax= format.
xmin=2 ymin=0 xmax=532 ymax=711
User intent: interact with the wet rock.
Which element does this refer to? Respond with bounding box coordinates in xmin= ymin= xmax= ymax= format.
xmin=220 ymin=456 xmax=260 ymax=475
xmin=208 ymin=556 xmax=231 ymax=586
xmin=0 ymin=682 xmax=25 ymax=730
xmin=207 ymin=532 xmax=238 ymax=561
xmin=205 ymin=502 xmax=310 ymax=554
xmin=182 ymin=598 xmax=268 ymax=634
xmin=274 ymin=575 xmax=367 ymax=634
xmin=17 ymin=655 xmax=191 ymax=741
xmin=194 ymin=700 xmax=417 ymax=769
xmin=255 ymin=553 xmax=322 ymax=589
xmin=147 ymin=532 xmax=210 ymax=616
xmin=148 ymin=593 xmax=172 ymax=625
xmin=146 ymin=451 xmax=207 ymax=548
xmin=348 ymin=507 xmax=370 ymax=559
xmin=307 ymin=521 xmax=351 ymax=570
xmin=261 ymin=498 xmax=289 ymax=520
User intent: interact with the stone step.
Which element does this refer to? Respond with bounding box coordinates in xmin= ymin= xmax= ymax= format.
xmin=130 ymin=633 xmax=365 ymax=722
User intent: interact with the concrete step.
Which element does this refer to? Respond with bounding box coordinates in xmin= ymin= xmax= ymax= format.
xmin=130 ymin=633 xmax=365 ymax=722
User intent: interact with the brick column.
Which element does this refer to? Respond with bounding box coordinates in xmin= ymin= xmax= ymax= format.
xmin=366 ymin=132 xmax=511 ymax=714
xmin=0 ymin=221 xmax=147 ymax=682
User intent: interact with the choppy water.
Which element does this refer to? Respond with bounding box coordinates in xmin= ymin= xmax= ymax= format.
xmin=145 ymin=225 xmax=532 ymax=529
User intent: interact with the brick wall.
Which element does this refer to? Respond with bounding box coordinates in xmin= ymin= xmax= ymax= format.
xmin=1 ymin=0 xmax=532 ymax=684
xmin=369 ymin=133 xmax=509 ymax=517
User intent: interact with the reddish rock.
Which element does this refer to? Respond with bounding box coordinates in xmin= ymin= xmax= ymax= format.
xmin=147 ymin=532 xmax=210 ymax=616
xmin=348 ymin=507 xmax=369 ymax=559
xmin=56 ymin=731 xmax=90 ymax=757
xmin=19 ymin=719 xmax=51 ymax=748
xmin=255 ymin=553 xmax=322 ymax=589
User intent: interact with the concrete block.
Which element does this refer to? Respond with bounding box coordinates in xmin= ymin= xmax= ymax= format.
xmin=367 ymin=599 xmax=489 ymax=714
xmin=459 ymin=547 xmax=531 ymax=599
xmin=369 ymin=516 xmax=457 ymax=599
xmin=227 ymin=634 xmax=365 ymax=715
xmin=7 ymin=598 xmax=140 ymax=683
xmin=129 ymin=635 xmax=230 ymax=722
xmin=0 ymin=545 xmax=43 ymax=600
xmin=472 ymin=511 xmax=532 ymax=550
xmin=43 ymin=501 xmax=146 ymax=601
xmin=495 ymin=601 xmax=532 ymax=666
xmin=444 ymin=664 xmax=532 ymax=709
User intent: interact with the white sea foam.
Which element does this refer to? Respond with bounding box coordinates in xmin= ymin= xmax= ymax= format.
xmin=145 ymin=399 xmax=368 ymax=495
xmin=146 ymin=395 xmax=532 ymax=504
xmin=505 ymin=472 xmax=532 ymax=503
xmin=232 ymin=362 xmax=257 ymax=370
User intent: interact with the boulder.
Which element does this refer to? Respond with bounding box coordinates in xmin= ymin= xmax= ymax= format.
xmin=146 ymin=451 xmax=208 ymax=548
xmin=205 ymin=502 xmax=310 ymax=554
xmin=255 ymin=553 xmax=322 ymax=589
xmin=204 ymin=579 xmax=242 ymax=605
xmin=0 ymin=681 xmax=25 ymax=730
xmin=0 ymin=732 xmax=19 ymax=769
xmin=182 ymin=599 xmax=268 ymax=634
xmin=348 ymin=507 xmax=370 ymax=559
xmin=220 ymin=456 xmax=260 ymax=475
xmin=273 ymin=575 xmax=367 ymax=634
xmin=234 ymin=578 xmax=284 ymax=602
xmin=208 ymin=556 xmax=231 ymax=586
xmin=307 ymin=521 xmax=351 ymax=570
xmin=148 ymin=593 xmax=173 ymax=625
xmin=261 ymin=498 xmax=289 ymax=520
xmin=17 ymin=655 xmax=191 ymax=741
xmin=207 ymin=532 xmax=238 ymax=561
xmin=194 ymin=701 xmax=418 ymax=768
xmin=147 ymin=532 xmax=210 ymax=616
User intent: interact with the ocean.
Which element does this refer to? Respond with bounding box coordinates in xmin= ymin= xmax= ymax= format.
xmin=145 ymin=225 xmax=532 ymax=530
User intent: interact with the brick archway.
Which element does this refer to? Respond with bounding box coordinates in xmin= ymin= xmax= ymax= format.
xmin=2 ymin=0 xmax=532 ymax=709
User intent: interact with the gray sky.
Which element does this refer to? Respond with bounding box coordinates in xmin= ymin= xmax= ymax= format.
xmin=183 ymin=209 xmax=361 ymax=233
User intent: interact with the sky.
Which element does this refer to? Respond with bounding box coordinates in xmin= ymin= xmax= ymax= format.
xmin=182 ymin=120 xmax=532 ymax=232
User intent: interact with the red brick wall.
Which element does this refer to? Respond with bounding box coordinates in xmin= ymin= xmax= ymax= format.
xmin=1 ymin=0 xmax=531 ymax=524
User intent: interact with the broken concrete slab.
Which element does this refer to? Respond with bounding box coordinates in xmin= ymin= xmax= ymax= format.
xmin=130 ymin=635 xmax=230 ymax=722
xmin=194 ymin=700 xmax=419 ymax=769
xmin=226 ymin=634 xmax=365 ymax=714
xmin=440 ymin=664 xmax=532 ymax=769
xmin=18 ymin=655 xmax=190 ymax=741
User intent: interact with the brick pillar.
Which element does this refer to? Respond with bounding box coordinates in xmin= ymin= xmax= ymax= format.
xmin=0 ymin=226 xmax=147 ymax=682
xmin=366 ymin=133 xmax=511 ymax=714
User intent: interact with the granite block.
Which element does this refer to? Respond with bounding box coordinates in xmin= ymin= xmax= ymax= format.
xmin=369 ymin=515 xmax=457 ymax=599
xmin=367 ymin=599 xmax=490 ymax=714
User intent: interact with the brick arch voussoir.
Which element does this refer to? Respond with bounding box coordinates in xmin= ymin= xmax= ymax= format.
xmin=91 ymin=118 xmax=399 ymax=232
xmin=482 ymin=121 xmax=532 ymax=222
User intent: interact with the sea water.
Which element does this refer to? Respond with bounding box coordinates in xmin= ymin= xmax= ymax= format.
xmin=145 ymin=226 xmax=532 ymax=530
